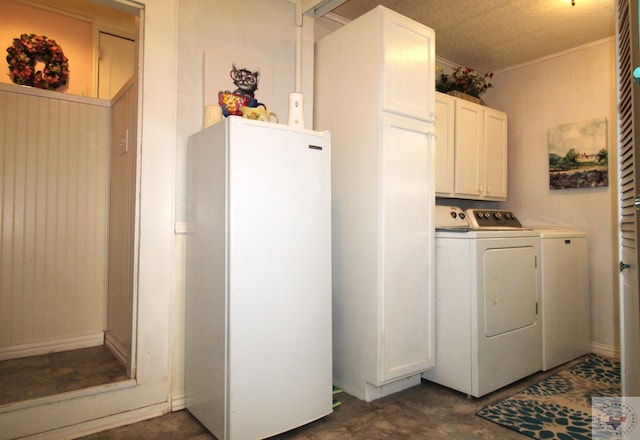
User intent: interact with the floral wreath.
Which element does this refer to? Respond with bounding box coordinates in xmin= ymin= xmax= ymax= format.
xmin=6 ymin=34 xmax=69 ymax=90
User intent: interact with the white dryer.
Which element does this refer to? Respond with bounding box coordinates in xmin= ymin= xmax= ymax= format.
xmin=423 ymin=206 xmax=542 ymax=397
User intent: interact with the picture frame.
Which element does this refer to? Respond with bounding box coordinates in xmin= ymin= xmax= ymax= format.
xmin=548 ymin=117 xmax=608 ymax=190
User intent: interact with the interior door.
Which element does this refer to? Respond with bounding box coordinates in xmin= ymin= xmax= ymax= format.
xmin=617 ymin=0 xmax=640 ymax=396
xmin=98 ymin=32 xmax=135 ymax=100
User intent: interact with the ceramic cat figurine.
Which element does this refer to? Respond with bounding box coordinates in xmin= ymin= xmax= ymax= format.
xmin=230 ymin=63 xmax=259 ymax=99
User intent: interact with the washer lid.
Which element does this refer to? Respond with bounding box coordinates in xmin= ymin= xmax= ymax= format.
xmin=436 ymin=229 xmax=540 ymax=239
xmin=529 ymin=226 xmax=587 ymax=238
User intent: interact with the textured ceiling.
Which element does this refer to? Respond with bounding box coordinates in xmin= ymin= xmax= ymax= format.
xmin=328 ymin=0 xmax=616 ymax=73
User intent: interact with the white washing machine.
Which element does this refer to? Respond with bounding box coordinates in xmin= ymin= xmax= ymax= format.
xmin=535 ymin=227 xmax=590 ymax=371
xmin=423 ymin=206 xmax=542 ymax=397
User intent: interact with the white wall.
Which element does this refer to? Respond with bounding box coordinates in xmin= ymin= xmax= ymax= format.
xmin=485 ymin=38 xmax=619 ymax=354
xmin=172 ymin=0 xmax=315 ymax=407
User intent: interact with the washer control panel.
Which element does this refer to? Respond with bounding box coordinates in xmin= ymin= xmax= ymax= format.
xmin=435 ymin=205 xmax=470 ymax=230
xmin=466 ymin=209 xmax=523 ymax=229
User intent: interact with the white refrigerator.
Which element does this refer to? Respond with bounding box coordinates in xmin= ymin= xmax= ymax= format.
xmin=185 ymin=116 xmax=332 ymax=440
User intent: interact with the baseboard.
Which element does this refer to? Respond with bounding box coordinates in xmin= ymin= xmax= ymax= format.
xmin=22 ymin=403 xmax=168 ymax=440
xmin=171 ymin=392 xmax=186 ymax=411
xmin=104 ymin=331 xmax=129 ymax=369
xmin=365 ymin=374 xmax=423 ymax=402
xmin=591 ymin=341 xmax=620 ymax=359
xmin=0 ymin=333 xmax=104 ymax=361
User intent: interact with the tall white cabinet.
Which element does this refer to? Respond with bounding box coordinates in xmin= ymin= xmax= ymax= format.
xmin=315 ymin=5 xmax=436 ymax=402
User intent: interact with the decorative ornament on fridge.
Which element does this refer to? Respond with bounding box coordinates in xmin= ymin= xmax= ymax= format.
xmin=230 ymin=63 xmax=259 ymax=99
xmin=203 ymin=51 xmax=274 ymax=128
xmin=215 ymin=63 xmax=279 ymax=123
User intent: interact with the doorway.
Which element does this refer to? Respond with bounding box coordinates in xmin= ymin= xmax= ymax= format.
xmin=0 ymin=0 xmax=140 ymax=406
xmin=98 ymin=31 xmax=136 ymax=100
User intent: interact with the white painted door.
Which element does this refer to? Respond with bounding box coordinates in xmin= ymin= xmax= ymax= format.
xmin=617 ymin=0 xmax=640 ymax=396
xmin=381 ymin=8 xmax=435 ymax=121
xmin=434 ymin=92 xmax=455 ymax=196
xmin=454 ymin=99 xmax=483 ymax=198
xmin=380 ymin=113 xmax=435 ymax=383
xmin=483 ymin=108 xmax=508 ymax=200
xmin=98 ymin=32 xmax=135 ymax=100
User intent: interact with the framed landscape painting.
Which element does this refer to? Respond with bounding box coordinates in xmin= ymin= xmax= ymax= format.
xmin=548 ymin=117 xmax=608 ymax=190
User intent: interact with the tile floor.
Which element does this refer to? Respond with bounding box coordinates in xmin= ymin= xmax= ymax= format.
xmin=0 ymin=345 xmax=129 ymax=405
xmin=2 ymin=349 xmax=588 ymax=439
xmin=78 ymin=359 xmax=589 ymax=440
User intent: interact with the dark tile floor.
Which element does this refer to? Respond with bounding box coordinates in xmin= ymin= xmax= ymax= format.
xmin=2 ymin=348 xmax=588 ymax=439
xmin=78 ymin=359 xmax=589 ymax=440
xmin=0 ymin=345 xmax=129 ymax=405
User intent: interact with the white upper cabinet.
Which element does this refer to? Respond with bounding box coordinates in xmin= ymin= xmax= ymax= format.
xmin=435 ymin=92 xmax=508 ymax=201
xmin=381 ymin=10 xmax=435 ymax=121
xmin=434 ymin=92 xmax=455 ymax=196
xmin=483 ymin=107 xmax=508 ymax=200
xmin=454 ymin=99 xmax=484 ymax=198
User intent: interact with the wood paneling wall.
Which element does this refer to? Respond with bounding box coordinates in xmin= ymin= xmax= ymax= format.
xmin=0 ymin=84 xmax=110 ymax=358
xmin=105 ymin=78 xmax=137 ymax=376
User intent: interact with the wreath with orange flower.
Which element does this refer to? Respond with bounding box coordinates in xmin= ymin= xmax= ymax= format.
xmin=6 ymin=34 xmax=69 ymax=90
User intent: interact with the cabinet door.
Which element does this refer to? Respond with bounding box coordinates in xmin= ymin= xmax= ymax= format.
xmin=453 ymin=100 xmax=483 ymax=198
xmin=434 ymin=92 xmax=455 ymax=196
xmin=483 ymin=108 xmax=508 ymax=200
xmin=382 ymin=10 xmax=435 ymax=121
xmin=380 ymin=114 xmax=435 ymax=383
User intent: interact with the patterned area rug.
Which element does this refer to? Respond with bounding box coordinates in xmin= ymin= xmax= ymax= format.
xmin=476 ymin=354 xmax=620 ymax=439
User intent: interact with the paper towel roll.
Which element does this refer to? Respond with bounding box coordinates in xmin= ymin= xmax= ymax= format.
xmin=203 ymin=105 xmax=223 ymax=128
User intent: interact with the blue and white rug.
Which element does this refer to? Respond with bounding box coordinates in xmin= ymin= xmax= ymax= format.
xmin=476 ymin=354 xmax=620 ymax=440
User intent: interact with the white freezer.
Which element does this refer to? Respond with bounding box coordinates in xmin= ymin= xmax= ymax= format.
xmin=185 ymin=117 xmax=333 ymax=440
